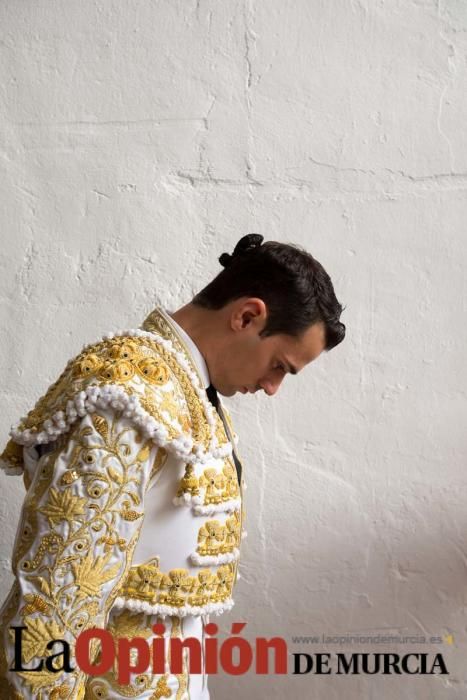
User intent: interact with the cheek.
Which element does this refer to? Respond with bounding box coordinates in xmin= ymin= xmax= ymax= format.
xmin=226 ymin=340 xmax=272 ymax=378
xmin=244 ymin=348 xmax=271 ymax=378
xmin=224 ymin=344 xmax=252 ymax=375
xmin=229 ymin=346 xmax=256 ymax=378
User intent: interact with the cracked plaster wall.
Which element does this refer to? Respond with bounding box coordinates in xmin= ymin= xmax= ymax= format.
xmin=1 ymin=1 xmax=467 ymax=698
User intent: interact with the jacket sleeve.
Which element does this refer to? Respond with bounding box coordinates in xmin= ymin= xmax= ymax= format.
xmin=0 ymin=405 xmax=162 ymax=699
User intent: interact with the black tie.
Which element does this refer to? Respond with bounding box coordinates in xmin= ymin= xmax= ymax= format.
xmin=206 ymin=384 xmax=242 ymax=485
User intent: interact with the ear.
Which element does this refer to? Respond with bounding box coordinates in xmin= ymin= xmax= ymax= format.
xmin=231 ymin=298 xmax=267 ymax=332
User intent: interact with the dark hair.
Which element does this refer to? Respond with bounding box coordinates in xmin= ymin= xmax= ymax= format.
xmin=192 ymin=234 xmax=346 ymax=351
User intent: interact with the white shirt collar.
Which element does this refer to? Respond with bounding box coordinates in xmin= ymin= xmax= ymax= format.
xmin=160 ymin=308 xmax=211 ymax=390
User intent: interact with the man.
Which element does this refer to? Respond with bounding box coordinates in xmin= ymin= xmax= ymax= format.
xmin=0 ymin=234 xmax=345 ymax=698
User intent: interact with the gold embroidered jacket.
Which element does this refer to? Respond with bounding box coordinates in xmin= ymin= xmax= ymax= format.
xmin=0 ymin=307 xmax=246 ymax=698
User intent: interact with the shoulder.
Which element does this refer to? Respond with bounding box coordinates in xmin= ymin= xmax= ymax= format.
xmin=1 ymin=326 xmax=230 ymax=477
xmin=1 ymin=330 xmax=203 ymax=475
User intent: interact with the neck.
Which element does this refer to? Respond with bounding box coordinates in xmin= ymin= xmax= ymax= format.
xmin=169 ymin=303 xmax=222 ymax=372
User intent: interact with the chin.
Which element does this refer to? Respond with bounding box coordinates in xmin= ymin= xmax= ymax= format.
xmin=218 ymin=386 xmax=236 ymax=398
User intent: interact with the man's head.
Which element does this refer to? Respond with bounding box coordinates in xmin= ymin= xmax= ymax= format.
xmin=175 ymin=235 xmax=346 ymax=397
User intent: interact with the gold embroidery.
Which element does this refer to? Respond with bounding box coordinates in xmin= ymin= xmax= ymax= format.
xmin=137 ymin=357 xmax=170 ymax=385
xmin=106 ymin=609 xmax=152 ymax=643
xmin=196 ymin=511 xmax=241 ymax=556
xmin=185 ymin=460 xmax=240 ymax=506
xmin=3 ymin=412 xmax=156 ymax=698
xmin=138 ymin=388 xmax=180 ymax=441
xmin=172 ymin=616 xmax=188 ymax=700
xmin=72 ymin=550 xmax=121 ymax=601
xmin=0 ymin=438 xmax=24 ymax=471
xmin=123 ymin=558 xmax=163 ymax=602
xmin=0 ymin=583 xmax=24 ymax=698
xmin=152 ymin=675 xmax=172 ymax=698
xmin=197 ymin=521 xmax=225 ymax=555
xmin=15 ymin=668 xmax=66 ymax=694
xmin=61 ymin=469 xmax=79 ymax=485
xmin=85 ymin=608 xmax=154 ymax=698
xmin=50 ymin=685 xmax=73 ymax=699
xmin=222 ymin=461 xmax=240 ymax=499
xmin=214 ymin=411 xmax=229 ymax=446
xmin=38 ymin=487 xmax=87 ymax=527
xmin=13 ymin=444 xmax=68 ymax=571
xmin=87 ymin=674 xmax=153 ymax=698
xmin=19 ymin=593 xmax=52 ymax=617
xmin=199 ymin=468 xmax=225 ymax=504
xmin=86 ymin=680 xmax=110 ymax=698
xmin=176 ymin=464 xmax=200 ymax=498
xmin=212 ymin=564 xmax=235 ymax=602
xmin=187 ymin=569 xmax=216 ymax=607
xmin=149 ymin=447 xmax=168 ymax=483
xmin=15 ymin=331 xmax=211 ymax=451
xmin=141 ymin=309 xmax=214 ymax=446
xmin=1 ymin=309 xmax=245 ymax=697
xmin=225 ymin=510 xmax=242 ymax=550
xmin=8 ymin=615 xmax=63 ymax=664
xmin=20 ymin=532 xmax=64 ymax=572
xmin=70 ymin=601 xmax=99 ymax=635
xmin=91 ymin=414 xmax=109 ymax=442
xmin=1 ymin=312 xmax=214 ymax=479
xmin=174 ymin=457 xmax=240 ymax=507
xmin=159 ymin=389 xmax=184 ymax=423
xmin=120 ymin=559 xmax=236 ymax=609
xmin=120 ymin=508 xmax=144 ymax=522
xmin=159 ymin=569 xmax=194 ymax=607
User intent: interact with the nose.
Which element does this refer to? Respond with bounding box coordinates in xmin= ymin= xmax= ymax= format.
xmin=258 ymin=376 xmax=284 ymax=396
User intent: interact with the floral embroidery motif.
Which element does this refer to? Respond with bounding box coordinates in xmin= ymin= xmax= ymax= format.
xmin=120 ymin=558 xmax=236 ymax=609
xmin=212 ymin=565 xmax=235 ymax=602
xmin=1 ymin=411 xmax=155 ymax=698
xmin=160 ymin=569 xmax=195 ymax=607
xmin=198 ymin=461 xmax=240 ymax=505
xmin=197 ymin=520 xmax=225 ymax=554
xmin=122 ymin=558 xmax=164 ymax=602
xmin=199 ymin=468 xmax=225 ymax=504
xmin=196 ymin=512 xmax=241 ymax=556
xmin=225 ymin=511 xmax=242 ymax=549
xmin=222 ymin=461 xmax=240 ymax=499
xmin=38 ymin=487 xmax=87 ymax=526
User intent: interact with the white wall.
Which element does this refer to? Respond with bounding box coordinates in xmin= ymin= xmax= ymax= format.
xmin=1 ymin=1 xmax=466 ymax=697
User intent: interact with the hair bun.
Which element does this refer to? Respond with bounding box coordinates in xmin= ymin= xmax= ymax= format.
xmin=219 ymin=233 xmax=264 ymax=268
xmin=219 ymin=252 xmax=233 ymax=268
xmin=233 ymin=233 xmax=264 ymax=256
